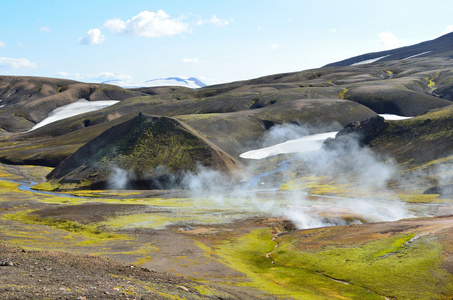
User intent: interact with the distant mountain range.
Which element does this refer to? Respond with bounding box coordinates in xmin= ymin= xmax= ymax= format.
xmin=325 ymin=31 xmax=453 ymax=67
xmin=102 ymin=77 xmax=207 ymax=89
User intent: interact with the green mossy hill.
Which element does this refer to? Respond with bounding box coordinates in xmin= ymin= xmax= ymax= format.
xmin=372 ymin=105 xmax=453 ymax=166
xmin=47 ymin=113 xmax=245 ymax=189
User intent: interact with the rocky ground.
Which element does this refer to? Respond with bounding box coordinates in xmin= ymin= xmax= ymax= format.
xmin=0 ymin=243 xmax=204 ymax=300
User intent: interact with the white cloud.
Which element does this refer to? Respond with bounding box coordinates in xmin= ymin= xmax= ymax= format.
xmin=0 ymin=41 xmax=5 ymax=48
xmin=331 ymin=28 xmax=337 ymax=33
xmin=438 ymin=25 xmax=453 ymax=37
xmin=56 ymin=71 xmax=133 ymax=82
xmin=182 ymin=57 xmax=201 ymax=63
xmin=270 ymin=44 xmax=280 ymax=50
xmin=104 ymin=10 xmax=189 ymax=38
xmin=197 ymin=14 xmax=230 ymax=27
xmin=0 ymin=57 xmax=38 ymax=69
xmin=78 ymin=28 xmax=105 ymax=45
xmin=40 ymin=27 xmax=51 ymax=32
xmin=378 ymin=31 xmax=401 ymax=50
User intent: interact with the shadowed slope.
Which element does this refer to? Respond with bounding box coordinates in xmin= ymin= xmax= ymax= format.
xmin=373 ymin=105 xmax=453 ymax=165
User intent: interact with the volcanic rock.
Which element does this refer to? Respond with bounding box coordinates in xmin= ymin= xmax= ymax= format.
xmin=47 ymin=113 xmax=245 ymax=189
xmin=423 ymin=185 xmax=453 ymax=196
xmin=323 ymin=115 xmax=387 ymax=150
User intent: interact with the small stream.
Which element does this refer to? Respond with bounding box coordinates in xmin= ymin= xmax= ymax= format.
xmin=246 ymin=158 xmax=298 ymax=189
xmin=0 ymin=178 xmax=84 ymax=198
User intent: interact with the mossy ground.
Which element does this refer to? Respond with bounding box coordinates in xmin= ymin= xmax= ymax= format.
xmin=198 ymin=227 xmax=453 ymax=299
xmin=1 ymin=163 xmax=453 ymax=298
xmin=202 ymin=228 xmax=383 ymax=299
xmin=275 ymin=232 xmax=453 ymax=299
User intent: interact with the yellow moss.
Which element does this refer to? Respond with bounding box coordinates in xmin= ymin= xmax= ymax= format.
xmin=281 ymin=176 xmax=352 ymax=196
xmin=32 ymin=181 xmax=61 ymax=191
xmin=398 ymin=194 xmax=443 ymax=203
xmin=339 ymin=88 xmax=348 ymax=99
xmin=0 ymin=180 xmax=22 ymax=191
xmin=2 ymin=210 xmax=120 ymax=240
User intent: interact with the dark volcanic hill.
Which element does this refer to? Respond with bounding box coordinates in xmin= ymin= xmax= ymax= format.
xmin=47 ymin=113 xmax=245 ymax=189
xmin=325 ymin=32 xmax=453 ymax=67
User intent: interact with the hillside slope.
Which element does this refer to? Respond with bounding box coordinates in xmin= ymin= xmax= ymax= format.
xmin=47 ymin=113 xmax=245 ymax=189
xmin=325 ymin=32 xmax=453 ymax=67
xmin=0 ymin=76 xmax=145 ymax=132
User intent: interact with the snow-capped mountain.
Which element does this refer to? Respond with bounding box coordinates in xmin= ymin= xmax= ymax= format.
xmin=102 ymin=77 xmax=206 ymax=89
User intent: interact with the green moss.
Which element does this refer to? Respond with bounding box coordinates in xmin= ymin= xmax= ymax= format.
xmin=3 ymin=210 xmax=118 ymax=239
xmin=372 ymin=234 xmax=414 ymax=257
xmin=275 ymin=233 xmax=453 ymax=299
xmin=209 ymin=229 xmax=382 ymax=299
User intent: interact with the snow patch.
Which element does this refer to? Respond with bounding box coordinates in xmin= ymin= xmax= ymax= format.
xmin=350 ymin=55 xmax=390 ymax=66
xmin=379 ymin=114 xmax=413 ymax=121
xmin=402 ymin=51 xmax=432 ymax=60
xmin=30 ymin=99 xmax=119 ymax=131
xmin=240 ymin=132 xmax=338 ymax=160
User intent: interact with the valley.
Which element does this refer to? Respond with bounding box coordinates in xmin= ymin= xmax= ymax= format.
xmin=1 ymin=32 xmax=453 ymax=299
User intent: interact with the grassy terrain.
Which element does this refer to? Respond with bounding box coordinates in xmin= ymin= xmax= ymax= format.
xmin=206 ymin=228 xmax=383 ymax=299
xmin=1 ymin=163 xmax=453 ymax=298
xmin=275 ymin=232 xmax=453 ymax=299
xmin=3 ymin=210 xmax=118 ymax=239
xmin=198 ymin=227 xmax=453 ymax=299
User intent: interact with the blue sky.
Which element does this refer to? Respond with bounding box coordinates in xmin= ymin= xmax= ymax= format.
xmin=1 ymin=0 xmax=453 ymax=85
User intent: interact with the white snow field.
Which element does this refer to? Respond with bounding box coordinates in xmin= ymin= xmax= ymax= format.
xmin=240 ymin=131 xmax=338 ymax=160
xmin=379 ymin=114 xmax=413 ymax=121
xmin=240 ymin=114 xmax=414 ymax=160
xmin=30 ymin=99 xmax=119 ymax=131
xmin=350 ymin=55 xmax=390 ymax=66
xmin=402 ymin=51 xmax=432 ymax=60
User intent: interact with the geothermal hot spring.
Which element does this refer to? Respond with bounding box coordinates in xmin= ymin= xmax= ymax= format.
xmin=25 ymin=111 xmax=440 ymax=230
xmin=90 ymin=114 xmax=428 ymax=231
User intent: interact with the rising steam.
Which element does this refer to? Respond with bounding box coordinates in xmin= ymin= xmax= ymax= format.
xmin=106 ymin=122 xmax=414 ymax=230
xmin=107 ymin=167 xmax=134 ymax=189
